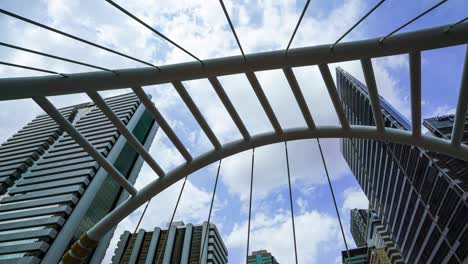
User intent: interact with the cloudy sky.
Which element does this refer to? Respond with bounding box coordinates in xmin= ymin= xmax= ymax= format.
xmin=0 ymin=0 xmax=466 ymax=263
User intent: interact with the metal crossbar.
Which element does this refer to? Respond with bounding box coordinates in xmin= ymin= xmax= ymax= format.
xmin=33 ymin=96 xmax=138 ymax=195
xmin=209 ymin=77 xmax=251 ymax=140
xmin=246 ymin=72 xmax=283 ymax=134
xmin=87 ymin=91 xmax=165 ymax=177
xmin=172 ymin=81 xmax=222 ymax=149
xmin=451 ymin=48 xmax=468 ymax=147
xmin=133 ymin=86 xmax=193 ymax=162
xmin=283 ymin=67 xmax=316 ymax=129
xmin=361 ymin=59 xmax=385 ymax=132
xmin=409 ymin=52 xmax=422 ymax=137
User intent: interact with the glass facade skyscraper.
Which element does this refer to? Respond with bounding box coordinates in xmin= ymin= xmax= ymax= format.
xmin=247 ymin=250 xmax=279 ymax=264
xmin=338 ymin=68 xmax=467 ymax=263
xmin=350 ymin=208 xmax=368 ymax=248
xmin=112 ymin=222 xmax=228 ymax=264
xmin=0 ymin=93 xmax=157 ymax=263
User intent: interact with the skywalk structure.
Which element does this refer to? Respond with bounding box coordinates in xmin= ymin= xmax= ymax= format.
xmin=339 ymin=68 xmax=467 ymax=263
xmin=0 ymin=1 xmax=467 ymax=263
xmin=0 ymin=93 xmax=157 ymax=263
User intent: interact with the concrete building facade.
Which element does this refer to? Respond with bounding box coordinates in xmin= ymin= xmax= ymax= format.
xmin=112 ymin=222 xmax=228 ymax=264
xmin=0 ymin=93 xmax=157 ymax=263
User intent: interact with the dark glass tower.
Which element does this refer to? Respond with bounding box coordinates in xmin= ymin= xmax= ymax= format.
xmin=112 ymin=222 xmax=228 ymax=264
xmin=350 ymin=209 xmax=368 ymax=247
xmin=338 ymin=68 xmax=467 ymax=263
xmin=0 ymin=93 xmax=157 ymax=263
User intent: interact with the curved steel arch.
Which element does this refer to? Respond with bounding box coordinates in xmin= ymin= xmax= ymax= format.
xmin=86 ymin=126 xmax=468 ymax=241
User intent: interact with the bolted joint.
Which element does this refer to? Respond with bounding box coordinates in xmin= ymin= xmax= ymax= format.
xmin=62 ymin=232 xmax=98 ymax=264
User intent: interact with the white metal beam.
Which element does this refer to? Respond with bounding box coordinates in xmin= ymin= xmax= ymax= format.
xmin=361 ymin=59 xmax=385 ymax=132
xmin=172 ymin=81 xmax=222 ymax=150
xmin=283 ymin=67 xmax=316 ymax=129
xmin=133 ymin=87 xmax=193 ymax=162
xmin=451 ymin=47 xmax=468 ymax=147
xmin=87 ymin=91 xmax=165 ymax=177
xmin=33 ymin=96 xmax=137 ymax=196
xmin=318 ymin=64 xmax=351 ymax=130
xmin=209 ymin=77 xmax=251 ymax=141
xmin=409 ymin=52 xmax=422 ymax=137
xmin=1 ymin=23 xmax=466 ymax=101
xmin=246 ymin=72 xmax=283 ymax=134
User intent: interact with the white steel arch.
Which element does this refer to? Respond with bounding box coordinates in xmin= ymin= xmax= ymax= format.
xmin=0 ymin=11 xmax=467 ymax=261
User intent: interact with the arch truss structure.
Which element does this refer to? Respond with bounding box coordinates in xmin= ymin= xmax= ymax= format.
xmin=0 ymin=1 xmax=467 ymax=262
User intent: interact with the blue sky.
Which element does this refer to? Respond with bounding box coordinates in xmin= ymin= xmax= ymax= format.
xmin=0 ymin=0 xmax=466 ymax=263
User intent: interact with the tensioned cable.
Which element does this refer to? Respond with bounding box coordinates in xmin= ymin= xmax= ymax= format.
xmin=316 ymin=138 xmax=350 ymax=258
xmin=199 ymin=160 xmax=222 ymax=263
xmin=286 ymin=0 xmax=311 ymax=53
xmin=219 ymin=0 xmax=246 ymax=62
xmin=331 ymin=0 xmax=385 ymax=50
xmin=0 ymin=61 xmax=67 ymax=77
xmin=0 ymin=42 xmax=118 ymax=74
xmin=133 ymin=199 xmax=151 ymax=234
xmin=380 ymin=0 xmax=448 ymax=43
xmin=445 ymin=17 xmax=468 ymax=33
xmin=0 ymin=8 xmax=160 ymax=69
xmin=284 ymin=141 xmax=298 ymax=264
xmin=246 ymin=148 xmax=255 ymax=263
xmin=104 ymin=0 xmax=204 ymax=65
xmin=154 ymin=176 xmax=188 ymax=264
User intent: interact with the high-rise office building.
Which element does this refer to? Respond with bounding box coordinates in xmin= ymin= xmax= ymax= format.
xmin=0 ymin=93 xmax=157 ymax=263
xmin=111 ymin=221 xmax=228 ymax=264
xmin=350 ymin=209 xmax=368 ymax=247
xmin=346 ymin=209 xmax=402 ymax=264
xmin=338 ymin=67 xmax=467 ymax=263
xmin=247 ymin=250 xmax=279 ymax=264
xmin=367 ymin=211 xmax=402 ymax=263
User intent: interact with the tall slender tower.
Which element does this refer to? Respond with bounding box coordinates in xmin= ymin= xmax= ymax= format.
xmin=0 ymin=93 xmax=157 ymax=263
xmin=337 ymin=68 xmax=467 ymax=263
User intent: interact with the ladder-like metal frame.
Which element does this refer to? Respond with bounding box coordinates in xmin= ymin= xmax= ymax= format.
xmin=0 ymin=3 xmax=467 ymax=262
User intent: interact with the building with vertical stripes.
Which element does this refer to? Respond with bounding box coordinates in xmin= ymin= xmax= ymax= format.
xmin=338 ymin=67 xmax=467 ymax=263
xmin=0 ymin=93 xmax=157 ymax=263
xmin=111 ymin=221 xmax=228 ymax=264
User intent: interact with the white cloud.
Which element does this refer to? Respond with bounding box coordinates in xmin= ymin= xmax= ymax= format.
xmin=342 ymin=186 xmax=369 ymax=213
xmin=226 ymin=210 xmax=343 ymax=264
